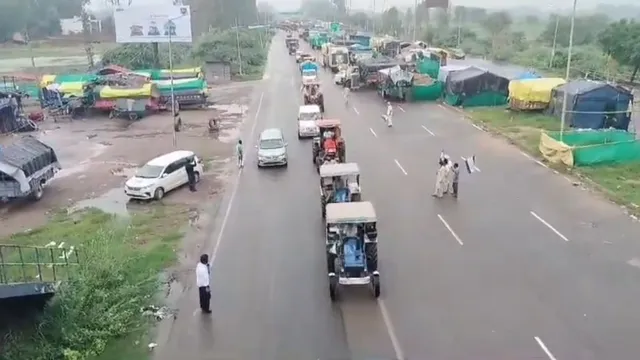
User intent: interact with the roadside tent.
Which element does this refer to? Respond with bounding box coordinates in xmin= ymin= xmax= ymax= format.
xmin=437 ymin=65 xmax=469 ymax=83
xmin=508 ymin=78 xmax=565 ymax=110
xmin=549 ymin=80 xmax=633 ymax=130
xmin=444 ymin=67 xmax=509 ymax=107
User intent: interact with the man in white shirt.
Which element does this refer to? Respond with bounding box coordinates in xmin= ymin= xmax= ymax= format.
xmin=196 ymin=254 xmax=211 ymax=314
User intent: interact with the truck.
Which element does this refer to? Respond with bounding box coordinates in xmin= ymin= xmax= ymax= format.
xmin=322 ymin=45 xmax=349 ymax=73
xmin=349 ymin=33 xmax=372 ymax=47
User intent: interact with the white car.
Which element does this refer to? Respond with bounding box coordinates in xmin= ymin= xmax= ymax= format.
xmin=124 ymin=150 xmax=203 ymax=200
xmin=297 ymin=105 xmax=321 ymax=138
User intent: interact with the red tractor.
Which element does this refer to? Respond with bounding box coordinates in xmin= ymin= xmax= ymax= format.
xmin=312 ymin=119 xmax=346 ymax=172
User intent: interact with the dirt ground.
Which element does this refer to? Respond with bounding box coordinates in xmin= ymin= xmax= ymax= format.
xmin=0 ymin=83 xmax=255 ymax=239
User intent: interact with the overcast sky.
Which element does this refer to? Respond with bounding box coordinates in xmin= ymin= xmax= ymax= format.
xmin=91 ymin=0 xmax=637 ymax=13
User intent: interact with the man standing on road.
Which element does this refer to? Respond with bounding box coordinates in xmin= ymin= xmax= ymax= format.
xmin=185 ymin=157 xmax=197 ymax=192
xmin=236 ymin=139 xmax=244 ymax=168
xmin=433 ymin=158 xmax=448 ymax=198
xmin=196 ymin=254 xmax=212 ymax=314
xmin=451 ymin=163 xmax=460 ymax=198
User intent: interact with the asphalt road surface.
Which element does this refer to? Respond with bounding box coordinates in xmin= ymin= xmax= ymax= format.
xmin=154 ymin=33 xmax=640 ymax=360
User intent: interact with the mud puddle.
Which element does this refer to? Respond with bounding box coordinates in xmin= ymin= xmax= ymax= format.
xmin=71 ymin=187 xmax=130 ymax=216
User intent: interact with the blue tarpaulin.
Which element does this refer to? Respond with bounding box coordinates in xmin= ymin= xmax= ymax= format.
xmin=516 ymin=71 xmax=541 ymax=80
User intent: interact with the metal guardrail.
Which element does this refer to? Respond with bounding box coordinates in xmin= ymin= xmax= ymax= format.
xmin=0 ymin=244 xmax=80 ymax=285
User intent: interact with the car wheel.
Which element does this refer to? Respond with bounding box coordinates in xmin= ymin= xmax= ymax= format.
xmin=154 ymin=187 xmax=165 ymax=200
xmin=298 ymin=132 xmax=302 ymax=139
xmin=283 ymin=161 xmax=288 ymax=168
xmin=31 ymin=182 xmax=44 ymax=201
xmin=194 ymin=171 xmax=200 ymax=183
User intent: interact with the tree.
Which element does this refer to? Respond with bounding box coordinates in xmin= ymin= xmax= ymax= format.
xmin=540 ymin=14 xmax=610 ymax=47
xmin=598 ymin=19 xmax=640 ymax=81
xmin=524 ymin=15 xmax=539 ymax=24
xmin=381 ymin=7 xmax=402 ymax=36
xmin=453 ymin=6 xmax=466 ymax=23
xmin=482 ymin=11 xmax=512 ymax=36
xmin=350 ymin=12 xmax=371 ymax=29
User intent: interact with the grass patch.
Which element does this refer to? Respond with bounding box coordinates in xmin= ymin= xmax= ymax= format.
xmin=0 ymin=43 xmax=117 ymax=59
xmin=1 ymin=205 xmax=189 ymax=360
xmin=466 ymin=107 xmax=640 ymax=213
xmin=466 ymin=107 xmax=560 ymax=154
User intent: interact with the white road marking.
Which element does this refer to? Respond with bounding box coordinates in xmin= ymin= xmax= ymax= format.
xmin=378 ymin=299 xmax=405 ymax=360
xmin=535 ymin=160 xmax=549 ymax=168
xmin=212 ymin=91 xmax=263 ymax=264
xmin=193 ymin=92 xmax=264 ymax=316
xmin=520 ymin=151 xmax=534 ymax=160
xmin=438 ymin=104 xmax=446 ymax=110
xmin=437 ymin=214 xmax=463 ymax=245
xmin=397 ymin=105 xmax=405 ymax=112
xmin=471 ymin=123 xmax=484 ymax=131
xmin=530 ymin=211 xmax=569 ymax=242
xmin=394 ymin=159 xmax=407 ymax=175
xmin=353 ymin=107 xmax=360 ymax=115
xmin=534 ymin=336 xmax=558 ymax=360
xmin=421 ymin=125 xmax=435 ymax=136
xmin=563 ymin=176 xmax=572 ymax=183
xmin=369 ymin=127 xmax=377 ymax=137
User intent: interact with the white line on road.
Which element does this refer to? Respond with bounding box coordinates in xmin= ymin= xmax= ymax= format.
xmin=194 ymin=91 xmax=263 ymax=316
xmin=378 ymin=299 xmax=405 ymax=360
xmin=535 ymin=160 xmax=549 ymax=168
xmin=353 ymin=107 xmax=360 ymax=115
xmin=421 ymin=125 xmax=435 ymax=136
xmin=534 ymin=337 xmax=558 ymax=360
xmin=437 ymin=214 xmax=463 ymax=245
xmin=471 ymin=123 xmax=484 ymax=131
xmin=369 ymin=127 xmax=377 ymax=137
xmin=530 ymin=211 xmax=569 ymax=242
xmin=394 ymin=159 xmax=407 ymax=175
xmin=397 ymin=105 xmax=405 ymax=112
xmin=438 ymin=104 xmax=446 ymax=110
xmin=520 ymin=151 xmax=534 ymax=160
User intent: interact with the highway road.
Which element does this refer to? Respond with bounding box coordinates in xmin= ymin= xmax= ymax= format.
xmin=154 ymin=33 xmax=640 ymax=360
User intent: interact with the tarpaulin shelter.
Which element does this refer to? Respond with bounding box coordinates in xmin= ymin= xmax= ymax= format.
xmin=515 ymin=71 xmax=541 ymax=80
xmin=133 ymin=67 xmax=203 ymax=80
xmin=540 ymin=129 xmax=640 ymax=166
xmin=444 ymin=67 xmax=509 ymax=107
xmin=508 ymin=78 xmax=565 ymax=110
xmin=548 ymin=80 xmax=633 ymax=130
xmin=437 ymin=65 xmax=469 ymax=83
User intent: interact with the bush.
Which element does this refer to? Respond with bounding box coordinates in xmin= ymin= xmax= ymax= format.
xmin=191 ymin=28 xmax=274 ymax=78
xmin=101 ymin=43 xmax=192 ymax=70
xmin=1 ymin=210 xmax=182 ymax=360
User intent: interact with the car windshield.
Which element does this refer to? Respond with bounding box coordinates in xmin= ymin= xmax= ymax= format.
xmin=136 ymin=164 xmax=164 ymax=178
xmin=300 ymin=112 xmax=319 ymax=121
xmin=259 ymin=139 xmax=284 ymax=149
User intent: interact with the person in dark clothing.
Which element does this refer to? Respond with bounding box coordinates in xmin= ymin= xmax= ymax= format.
xmin=452 ymin=163 xmax=460 ymax=198
xmin=185 ymin=157 xmax=197 ymax=192
xmin=195 ymin=254 xmax=211 ymax=314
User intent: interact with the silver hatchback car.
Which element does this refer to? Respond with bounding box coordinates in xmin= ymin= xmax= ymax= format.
xmin=256 ymin=128 xmax=288 ymax=167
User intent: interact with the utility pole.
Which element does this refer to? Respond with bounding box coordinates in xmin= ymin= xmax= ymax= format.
xmin=549 ymin=15 xmax=560 ymax=68
xmin=560 ymin=0 xmax=578 ymax=142
xmin=412 ymin=0 xmax=417 ymax=41
xmin=235 ymin=18 xmax=243 ymax=75
xmin=81 ymin=0 xmax=95 ymax=68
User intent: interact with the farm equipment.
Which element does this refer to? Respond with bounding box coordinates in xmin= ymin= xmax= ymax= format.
xmin=325 ymin=201 xmax=379 ymax=300
xmin=312 ymin=119 xmax=345 ymax=171
xmin=319 ymin=162 xmax=361 ymax=217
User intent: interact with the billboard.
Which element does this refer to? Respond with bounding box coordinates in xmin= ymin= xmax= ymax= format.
xmin=114 ymin=4 xmax=193 ymax=43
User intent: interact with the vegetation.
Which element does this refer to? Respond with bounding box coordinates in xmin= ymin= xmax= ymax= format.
xmin=1 ymin=207 xmax=189 ymax=360
xmin=100 ymin=28 xmax=273 ymax=78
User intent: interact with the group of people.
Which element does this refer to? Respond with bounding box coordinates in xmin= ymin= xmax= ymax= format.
xmin=433 ymin=154 xmax=460 ymax=198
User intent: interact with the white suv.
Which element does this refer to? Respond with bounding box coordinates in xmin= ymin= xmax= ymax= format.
xmin=125 ymin=150 xmax=203 ymax=200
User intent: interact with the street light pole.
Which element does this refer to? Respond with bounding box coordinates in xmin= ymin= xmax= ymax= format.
xmin=412 ymin=0 xmax=417 ymax=41
xmin=549 ymin=15 xmax=560 ymax=68
xmin=169 ymin=30 xmax=177 ymax=147
xmin=559 ymin=0 xmax=577 ymax=142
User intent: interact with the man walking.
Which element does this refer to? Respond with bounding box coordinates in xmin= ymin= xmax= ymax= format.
xmin=185 ymin=157 xmax=197 ymax=192
xmin=196 ymin=254 xmax=211 ymax=314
